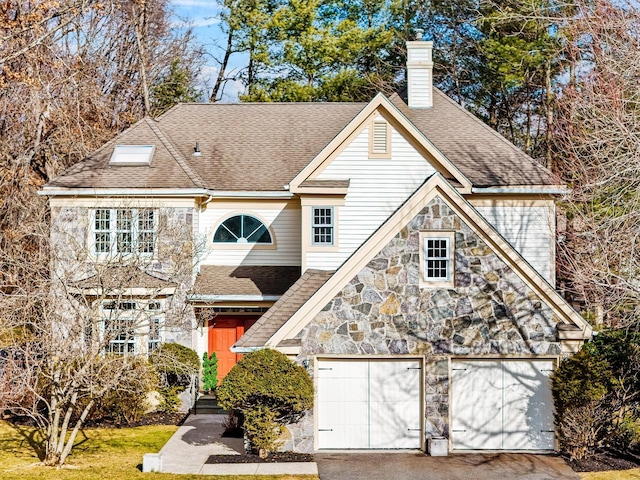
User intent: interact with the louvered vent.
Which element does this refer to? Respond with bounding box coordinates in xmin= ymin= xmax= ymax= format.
xmin=372 ymin=121 xmax=388 ymax=153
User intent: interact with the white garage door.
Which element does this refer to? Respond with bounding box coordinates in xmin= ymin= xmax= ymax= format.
xmin=317 ymin=359 xmax=422 ymax=449
xmin=451 ymin=359 xmax=555 ymax=451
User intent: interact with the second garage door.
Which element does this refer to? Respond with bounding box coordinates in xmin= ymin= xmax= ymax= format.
xmin=451 ymin=359 xmax=555 ymax=451
xmin=317 ymin=358 xmax=422 ymax=449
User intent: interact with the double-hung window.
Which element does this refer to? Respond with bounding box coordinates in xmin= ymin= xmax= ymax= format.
xmin=421 ymin=232 xmax=454 ymax=285
xmin=312 ymin=207 xmax=334 ymax=246
xmin=103 ymin=301 xmax=137 ymax=355
xmin=93 ymin=209 xmax=156 ymax=255
xmin=101 ymin=300 xmax=164 ymax=356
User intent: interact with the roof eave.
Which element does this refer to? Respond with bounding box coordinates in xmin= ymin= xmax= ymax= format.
xmin=471 ymin=186 xmax=569 ymax=195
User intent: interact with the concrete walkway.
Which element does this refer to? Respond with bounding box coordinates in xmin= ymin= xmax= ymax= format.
xmin=156 ymin=414 xmax=318 ymax=476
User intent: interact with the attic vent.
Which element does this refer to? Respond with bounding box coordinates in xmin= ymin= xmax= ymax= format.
xmin=369 ymin=120 xmax=390 ymax=157
xmin=109 ymin=145 xmax=154 ymax=165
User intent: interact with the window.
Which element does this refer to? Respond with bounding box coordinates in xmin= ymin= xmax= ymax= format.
xmin=420 ymin=232 xmax=454 ymax=286
xmin=213 ymin=214 xmax=272 ymax=244
xmin=312 ymin=207 xmax=334 ymax=245
xmin=109 ymin=145 xmax=154 ymax=165
xmin=100 ymin=300 xmax=164 ymax=356
xmin=369 ymin=119 xmax=391 ymax=157
xmin=103 ymin=301 xmax=137 ymax=355
xmin=92 ymin=209 xmax=156 ymax=255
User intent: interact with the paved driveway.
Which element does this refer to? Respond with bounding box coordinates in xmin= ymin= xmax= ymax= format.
xmin=315 ymin=452 xmax=579 ymax=480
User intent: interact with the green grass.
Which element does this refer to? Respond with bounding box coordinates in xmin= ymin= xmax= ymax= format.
xmin=0 ymin=421 xmax=318 ymax=480
xmin=579 ymin=469 xmax=640 ymax=479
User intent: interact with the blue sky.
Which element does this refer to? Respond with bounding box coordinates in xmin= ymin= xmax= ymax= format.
xmin=170 ymin=0 xmax=245 ymax=101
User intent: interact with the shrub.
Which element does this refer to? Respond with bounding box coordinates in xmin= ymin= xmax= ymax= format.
xmin=552 ymin=329 xmax=640 ymax=460
xmin=88 ymin=358 xmax=158 ymax=425
xmin=149 ymin=343 xmax=199 ymax=390
xmin=157 ymin=386 xmax=182 ymax=413
xmin=216 ymin=349 xmax=313 ymax=457
xmin=202 ymin=351 xmax=218 ymax=392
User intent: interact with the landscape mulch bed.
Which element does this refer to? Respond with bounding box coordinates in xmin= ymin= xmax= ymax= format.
xmin=567 ymin=450 xmax=640 ymax=472
xmin=205 ymin=452 xmax=314 ymax=464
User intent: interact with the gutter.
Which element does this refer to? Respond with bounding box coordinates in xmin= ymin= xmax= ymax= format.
xmin=39 ymin=188 xmax=294 ymax=199
xmin=187 ymin=294 xmax=281 ymax=302
xmin=471 ymin=186 xmax=569 ymax=195
xmin=230 ymin=346 xmax=264 ymax=353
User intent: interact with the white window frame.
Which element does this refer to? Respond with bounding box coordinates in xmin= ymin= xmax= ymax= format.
xmin=92 ymin=209 xmax=157 ymax=256
xmin=100 ymin=300 xmax=164 ymax=356
xmin=311 ymin=207 xmax=334 ymax=246
xmin=420 ymin=231 xmax=455 ymax=288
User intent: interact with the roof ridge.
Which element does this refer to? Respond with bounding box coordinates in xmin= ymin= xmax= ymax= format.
xmin=432 ymin=89 xmax=556 ymax=178
xmin=144 ymin=118 xmax=205 ymax=188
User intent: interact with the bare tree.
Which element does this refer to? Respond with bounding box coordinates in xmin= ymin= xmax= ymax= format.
xmin=554 ymin=0 xmax=640 ymax=327
xmin=0 ymin=202 xmax=199 ymax=466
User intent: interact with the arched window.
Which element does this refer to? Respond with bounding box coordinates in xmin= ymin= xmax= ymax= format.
xmin=213 ymin=215 xmax=272 ymax=244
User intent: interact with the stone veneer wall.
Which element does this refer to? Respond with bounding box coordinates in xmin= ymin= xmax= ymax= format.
xmin=286 ymin=196 xmax=562 ymax=452
xmin=50 ymin=205 xmax=197 ymax=346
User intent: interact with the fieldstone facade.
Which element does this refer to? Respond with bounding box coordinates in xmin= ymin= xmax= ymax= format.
xmin=288 ymin=196 xmax=562 ymax=451
xmin=50 ymin=205 xmax=197 ymax=347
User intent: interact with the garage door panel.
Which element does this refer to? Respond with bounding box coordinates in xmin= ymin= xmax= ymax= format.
xmin=370 ymin=360 xmax=421 ymax=448
xmin=502 ymin=360 xmax=555 ymax=450
xmin=451 ymin=360 xmax=503 ymax=450
xmin=452 ymin=359 xmax=555 ymax=451
xmin=317 ymin=362 xmax=369 ymax=449
xmin=317 ymin=359 xmax=421 ymax=450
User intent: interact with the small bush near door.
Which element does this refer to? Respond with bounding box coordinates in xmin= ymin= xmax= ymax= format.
xmin=216 ymin=349 xmax=313 ymax=457
xmin=552 ymin=330 xmax=640 ymax=460
xmin=202 ymin=351 xmax=218 ymax=393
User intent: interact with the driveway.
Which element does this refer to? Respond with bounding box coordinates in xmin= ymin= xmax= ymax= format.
xmin=315 ymin=452 xmax=579 ymax=480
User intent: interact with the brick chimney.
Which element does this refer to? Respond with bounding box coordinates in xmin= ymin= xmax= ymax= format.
xmin=406 ymin=34 xmax=434 ymax=109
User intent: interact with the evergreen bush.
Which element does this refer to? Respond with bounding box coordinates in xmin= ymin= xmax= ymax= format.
xmin=552 ymin=329 xmax=640 ymax=459
xmin=216 ymin=349 xmax=313 ymax=457
xmin=202 ymin=351 xmax=218 ymax=393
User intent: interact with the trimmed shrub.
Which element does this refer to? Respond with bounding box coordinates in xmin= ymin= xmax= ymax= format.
xmin=552 ymin=329 xmax=640 ymax=460
xmin=202 ymin=351 xmax=218 ymax=392
xmin=216 ymin=349 xmax=313 ymax=457
xmin=149 ymin=342 xmax=199 ymax=390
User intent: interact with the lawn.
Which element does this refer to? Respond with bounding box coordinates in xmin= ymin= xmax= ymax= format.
xmin=580 ymin=470 xmax=640 ymax=480
xmin=0 ymin=421 xmax=318 ymax=480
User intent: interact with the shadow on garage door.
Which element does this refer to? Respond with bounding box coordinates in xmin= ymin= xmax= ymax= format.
xmin=314 ymin=452 xmax=579 ymax=480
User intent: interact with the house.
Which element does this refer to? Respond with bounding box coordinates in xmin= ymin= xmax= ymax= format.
xmin=41 ymin=39 xmax=592 ymax=454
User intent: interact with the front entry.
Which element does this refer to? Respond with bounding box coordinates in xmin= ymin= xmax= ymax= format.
xmin=208 ymin=316 xmax=258 ymax=381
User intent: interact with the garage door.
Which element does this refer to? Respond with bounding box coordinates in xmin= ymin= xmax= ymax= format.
xmin=317 ymin=359 xmax=422 ymax=449
xmin=451 ymin=359 xmax=555 ymax=451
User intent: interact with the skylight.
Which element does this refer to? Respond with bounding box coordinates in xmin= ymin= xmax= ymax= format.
xmin=109 ymin=145 xmax=155 ymax=165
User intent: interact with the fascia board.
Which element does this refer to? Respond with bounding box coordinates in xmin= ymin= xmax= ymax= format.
xmin=288 ymin=94 xmax=471 ymax=191
xmin=266 ymin=173 xmax=591 ymax=347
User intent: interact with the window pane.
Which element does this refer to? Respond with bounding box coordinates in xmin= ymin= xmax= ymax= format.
xmin=312 ymin=207 xmax=333 ymax=245
xmin=213 ymin=215 xmax=271 ymax=244
xmin=425 ymin=237 xmax=450 ymax=280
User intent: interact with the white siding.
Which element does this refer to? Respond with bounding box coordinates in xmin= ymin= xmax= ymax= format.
xmin=199 ymin=202 xmax=301 ymax=266
xmin=475 ymin=205 xmax=555 ymax=284
xmin=308 ymin=125 xmax=436 ymax=270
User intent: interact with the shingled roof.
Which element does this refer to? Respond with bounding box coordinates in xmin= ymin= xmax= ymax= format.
xmin=46 ymin=90 xmax=559 ymax=191
xmin=193 ymin=265 xmax=301 ymax=297
xmin=234 ymin=269 xmax=334 ymax=348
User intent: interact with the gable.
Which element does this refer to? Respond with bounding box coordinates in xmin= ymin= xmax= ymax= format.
xmin=239 ymin=174 xmax=590 ymax=350
xmin=290 ymin=95 xmax=472 ymax=193
xmin=297 ymin=196 xmax=563 ymax=356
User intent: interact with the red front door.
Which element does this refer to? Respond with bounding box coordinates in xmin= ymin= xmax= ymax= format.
xmin=208 ymin=316 xmax=258 ymax=381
